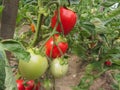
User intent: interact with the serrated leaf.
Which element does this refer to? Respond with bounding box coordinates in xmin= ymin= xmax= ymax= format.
xmin=1 ymin=40 xmax=30 ymax=61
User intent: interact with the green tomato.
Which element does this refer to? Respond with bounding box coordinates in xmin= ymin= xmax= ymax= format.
xmin=50 ymin=58 xmax=68 ymax=78
xmin=18 ymin=49 xmax=48 ymax=80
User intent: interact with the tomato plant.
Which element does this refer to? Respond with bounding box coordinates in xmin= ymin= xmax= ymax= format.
xmin=51 ymin=7 xmax=77 ymax=35
xmin=50 ymin=58 xmax=68 ymax=78
xmin=1 ymin=0 xmax=120 ymax=90
xmin=18 ymin=49 xmax=48 ymax=80
xmin=45 ymin=34 xmax=68 ymax=58
xmin=25 ymin=80 xmax=34 ymax=90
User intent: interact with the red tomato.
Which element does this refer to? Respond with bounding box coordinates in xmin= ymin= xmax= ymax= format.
xmin=25 ymin=80 xmax=34 ymax=90
xmin=104 ymin=60 xmax=112 ymax=66
xmin=51 ymin=7 xmax=77 ymax=35
xmin=45 ymin=34 xmax=68 ymax=58
xmin=34 ymin=82 xmax=40 ymax=90
xmin=16 ymin=79 xmax=25 ymax=90
xmin=16 ymin=79 xmax=40 ymax=90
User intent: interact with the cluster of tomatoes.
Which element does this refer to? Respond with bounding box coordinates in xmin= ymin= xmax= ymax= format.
xmin=16 ymin=79 xmax=40 ymax=90
xmin=17 ymin=7 xmax=77 ymax=90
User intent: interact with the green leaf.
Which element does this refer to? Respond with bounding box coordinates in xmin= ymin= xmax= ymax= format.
xmin=1 ymin=40 xmax=30 ymax=61
xmin=101 ymin=1 xmax=116 ymax=7
xmin=0 ymin=43 xmax=17 ymax=90
xmin=4 ymin=57 xmax=17 ymax=90
xmin=106 ymin=7 xmax=120 ymax=19
xmin=113 ymin=73 xmax=120 ymax=83
xmin=71 ymin=45 xmax=86 ymax=58
xmin=78 ymin=75 xmax=94 ymax=89
xmin=0 ymin=45 xmax=6 ymax=90
xmin=112 ymin=59 xmax=120 ymax=65
xmin=85 ymin=63 xmax=95 ymax=74
xmin=80 ymin=30 xmax=91 ymax=38
xmin=85 ymin=61 xmax=102 ymax=75
xmin=90 ymin=18 xmax=107 ymax=34
xmin=81 ymin=22 xmax=95 ymax=34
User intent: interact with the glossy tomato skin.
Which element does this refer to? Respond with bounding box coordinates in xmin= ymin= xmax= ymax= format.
xmin=25 ymin=80 xmax=34 ymax=90
xmin=45 ymin=34 xmax=68 ymax=58
xmin=16 ymin=79 xmax=40 ymax=90
xmin=25 ymin=80 xmax=40 ymax=90
xmin=18 ymin=49 xmax=48 ymax=80
xmin=51 ymin=7 xmax=77 ymax=35
xmin=50 ymin=58 xmax=68 ymax=78
xmin=16 ymin=79 xmax=25 ymax=90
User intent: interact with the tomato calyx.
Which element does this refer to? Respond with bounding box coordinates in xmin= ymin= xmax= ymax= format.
xmin=56 ymin=34 xmax=67 ymax=44
xmin=27 ymin=47 xmax=45 ymax=57
xmin=59 ymin=57 xmax=68 ymax=65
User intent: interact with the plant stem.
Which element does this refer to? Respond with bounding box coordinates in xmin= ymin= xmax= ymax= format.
xmin=31 ymin=0 xmax=43 ymax=47
xmin=39 ymin=20 xmax=59 ymax=51
xmin=53 ymin=77 xmax=55 ymax=90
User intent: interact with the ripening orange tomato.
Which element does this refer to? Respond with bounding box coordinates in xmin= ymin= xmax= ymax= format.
xmin=30 ymin=24 xmax=35 ymax=33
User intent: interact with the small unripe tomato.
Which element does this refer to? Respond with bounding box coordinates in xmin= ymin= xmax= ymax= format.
xmin=50 ymin=58 xmax=68 ymax=78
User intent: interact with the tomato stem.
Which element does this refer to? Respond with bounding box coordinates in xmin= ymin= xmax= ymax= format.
xmin=39 ymin=18 xmax=59 ymax=51
xmin=53 ymin=77 xmax=55 ymax=90
xmin=31 ymin=0 xmax=43 ymax=47
xmin=58 ymin=6 xmax=65 ymax=36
